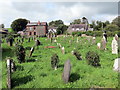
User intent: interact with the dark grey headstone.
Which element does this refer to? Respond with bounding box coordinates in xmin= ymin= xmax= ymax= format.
xmin=62 ymin=60 xmax=71 ymax=83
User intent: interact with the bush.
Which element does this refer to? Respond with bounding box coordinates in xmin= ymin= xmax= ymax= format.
xmin=73 ymin=50 xmax=82 ymax=60
xmin=16 ymin=45 xmax=25 ymax=63
xmin=51 ymin=54 xmax=59 ymax=70
xmin=86 ymin=51 xmax=100 ymax=67
xmin=76 ymin=32 xmax=82 ymax=36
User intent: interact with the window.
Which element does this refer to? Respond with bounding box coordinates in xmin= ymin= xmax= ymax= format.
xmin=29 ymin=32 xmax=32 ymax=35
xmin=34 ymin=32 xmax=36 ymax=35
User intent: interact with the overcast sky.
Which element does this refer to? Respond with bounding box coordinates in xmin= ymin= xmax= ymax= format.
xmin=0 ymin=0 xmax=119 ymax=28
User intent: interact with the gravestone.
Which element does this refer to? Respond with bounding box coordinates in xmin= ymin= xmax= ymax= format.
xmin=61 ymin=47 xmax=65 ymax=54
xmin=76 ymin=37 xmax=79 ymax=43
xmin=6 ymin=59 xmax=12 ymax=89
xmin=62 ymin=60 xmax=71 ymax=83
xmin=103 ymin=31 xmax=107 ymax=42
xmin=113 ymin=58 xmax=120 ymax=72
xmin=29 ymin=47 xmax=35 ymax=57
xmin=50 ymin=38 xmax=53 ymax=43
xmin=54 ymin=39 xmax=57 ymax=43
xmin=35 ymin=39 xmax=41 ymax=46
xmin=97 ymin=43 xmax=101 ymax=49
xmin=101 ymin=36 xmax=106 ymax=50
xmin=58 ymin=43 xmax=61 ymax=48
xmin=11 ymin=60 xmax=16 ymax=73
xmin=0 ymin=39 xmax=1 ymax=48
xmin=112 ymin=37 xmax=118 ymax=54
xmin=115 ymin=34 xmax=118 ymax=41
xmin=92 ymin=37 xmax=96 ymax=44
xmin=21 ymin=37 xmax=24 ymax=42
xmin=28 ymin=38 xmax=30 ymax=42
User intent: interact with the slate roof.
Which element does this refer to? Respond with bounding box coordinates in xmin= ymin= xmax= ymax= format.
xmin=27 ymin=21 xmax=47 ymax=26
xmin=68 ymin=24 xmax=87 ymax=30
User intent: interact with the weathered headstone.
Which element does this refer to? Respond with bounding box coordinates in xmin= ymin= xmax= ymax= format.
xmin=28 ymin=38 xmax=30 ymax=42
xmin=21 ymin=37 xmax=24 ymax=42
xmin=101 ymin=36 xmax=106 ymax=50
xmin=35 ymin=39 xmax=41 ymax=46
xmin=113 ymin=58 xmax=120 ymax=72
xmin=50 ymin=38 xmax=53 ymax=43
xmin=76 ymin=37 xmax=79 ymax=43
xmin=11 ymin=60 xmax=16 ymax=73
xmin=62 ymin=60 xmax=71 ymax=83
xmin=112 ymin=37 xmax=118 ymax=54
xmin=6 ymin=59 xmax=12 ymax=89
xmin=29 ymin=47 xmax=35 ymax=57
xmin=54 ymin=39 xmax=57 ymax=43
xmin=92 ymin=37 xmax=96 ymax=44
xmin=58 ymin=43 xmax=61 ymax=48
xmin=97 ymin=43 xmax=101 ymax=49
xmin=0 ymin=39 xmax=1 ymax=48
xmin=115 ymin=34 xmax=118 ymax=41
xmin=103 ymin=31 xmax=107 ymax=42
xmin=61 ymin=47 xmax=65 ymax=54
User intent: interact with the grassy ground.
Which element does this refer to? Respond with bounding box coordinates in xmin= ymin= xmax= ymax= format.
xmin=1 ymin=36 xmax=119 ymax=88
xmin=6 ymin=28 xmax=14 ymax=33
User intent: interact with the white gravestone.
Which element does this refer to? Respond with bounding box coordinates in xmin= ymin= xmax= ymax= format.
xmin=113 ymin=58 xmax=120 ymax=72
xmin=112 ymin=37 xmax=118 ymax=54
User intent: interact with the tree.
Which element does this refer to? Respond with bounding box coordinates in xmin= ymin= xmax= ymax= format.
xmin=70 ymin=19 xmax=81 ymax=25
xmin=105 ymin=24 xmax=119 ymax=32
xmin=49 ymin=20 xmax=68 ymax=35
xmin=49 ymin=20 xmax=64 ymax=27
xmin=57 ymin=24 xmax=68 ymax=35
xmin=112 ymin=16 xmax=120 ymax=28
xmin=0 ymin=24 xmax=4 ymax=28
xmin=11 ymin=18 xmax=28 ymax=33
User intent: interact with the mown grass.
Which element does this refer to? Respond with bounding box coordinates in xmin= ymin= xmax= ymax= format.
xmin=6 ymin=28 xmax=14 ymax=33
xmin=1 ymin=36 xmax=119 ymax=88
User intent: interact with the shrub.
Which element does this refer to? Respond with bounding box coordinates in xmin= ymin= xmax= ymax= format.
xmin=117 ymin=31 xmax=120 ymax=37
xmin=16 ymin=45 xmax=25 ymax=63
xmin=51 ymin=54 xmax=59 ymax=70
xmin=72 ymin=32 xmax=76 ymax=37
xmin=86 ymin=51 xmax=100 ymax=67
xmin=76 ymin=32 xmax=82 ymax=36
xmin=73 ymin=50 xmax=82 ymax=60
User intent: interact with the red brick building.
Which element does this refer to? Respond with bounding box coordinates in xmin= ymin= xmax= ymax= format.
xmin=24 ymin=21 xmax=48 ymax=36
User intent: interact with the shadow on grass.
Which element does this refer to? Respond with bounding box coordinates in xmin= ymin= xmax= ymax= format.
xmin=58 ymin=64 xmax=64 ymax=68
xmin=12 ymin=75 xmax=34 ymax=88
xmin=69 ymin=73 xmax=80 ymax=82
xmin=32 ymin=55 xmax=37 ymax=57
xmin=25 ymin=46 xmax=31 ymax=50
xmin=2 ymin=48 xmax=14 ymax=60
xmin=16 ymin=65 xmax=24 ymax=71
xmin=27 ymin=59 xmax=36 ymax=62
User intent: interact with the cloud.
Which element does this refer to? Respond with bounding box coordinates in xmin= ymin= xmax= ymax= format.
xmin=0 ymin=1 xmax=118 ymax=27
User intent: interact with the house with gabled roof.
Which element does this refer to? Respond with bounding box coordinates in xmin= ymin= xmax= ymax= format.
xmin=22 ymin=21 xmax=48 ymax=37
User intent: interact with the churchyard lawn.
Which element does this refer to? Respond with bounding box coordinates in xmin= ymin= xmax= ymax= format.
xmin=1 ymin=36 xmax=119 ymax=88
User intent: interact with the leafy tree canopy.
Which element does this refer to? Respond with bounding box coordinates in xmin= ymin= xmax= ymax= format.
xmin=49 ymin=20 xmax=64 ymax=27
xmin=11 ymin=18 xmax=28 ymax=33
xmin=105 ymin=24 xmax=119 ymax=32
xmin=112 ymin=16 xmax=120 ymax=27
xmin=70 ymin=19 xmax=81 ymax=25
